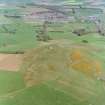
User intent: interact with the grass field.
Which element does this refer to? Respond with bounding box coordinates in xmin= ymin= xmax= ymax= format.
xmin=0 ymin=3 xmax=105 ymax=105
xmin=0 ymin=20 xmax=100 ymax=52
xmin=0 ymin=71 xmax=25 ymax=96
xmin=0 ymin=21 xmax=38 ymax=52
xmin=0 ymin=69 xmax=104 ymax=105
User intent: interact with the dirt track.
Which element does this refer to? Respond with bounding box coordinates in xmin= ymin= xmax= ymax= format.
xmin=0 ymin=54 xmax=22 ymax=71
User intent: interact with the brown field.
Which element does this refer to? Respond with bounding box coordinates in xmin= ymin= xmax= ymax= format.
xmin=0 ymin=54 xmax=22 ymax=71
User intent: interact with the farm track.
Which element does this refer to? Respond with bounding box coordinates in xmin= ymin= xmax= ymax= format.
xmin=0 ymin=87 xmax=28 ymax=99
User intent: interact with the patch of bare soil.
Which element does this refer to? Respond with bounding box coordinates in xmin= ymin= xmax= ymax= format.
xmin=0 ymin=54 xmax=22 ymax=71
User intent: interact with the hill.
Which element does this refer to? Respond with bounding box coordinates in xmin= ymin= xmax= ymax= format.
xmin=10 ymin=39 xmax=104 ymax=105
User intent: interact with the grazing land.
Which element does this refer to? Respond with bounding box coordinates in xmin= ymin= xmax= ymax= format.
xmin=0 ymin=0 xmax=105 ymax=105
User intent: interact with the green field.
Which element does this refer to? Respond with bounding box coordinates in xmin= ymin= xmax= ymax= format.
xmin=0 ymin=71 xmax=25 ymax=95
xmin=0 ymin=20 xmax=101 ymax=52
xmin=0 ymin=68 xmax=105 ymax=105
xmin=0 ymin=35 xmax=105 ymax=105
xmin=0 ymin=2 xmax=105 ymax=105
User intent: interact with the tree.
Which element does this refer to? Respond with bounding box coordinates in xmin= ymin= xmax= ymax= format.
xmin=95 ymin=20 xmax=105 ymax=36
xmin=73 ymin=28 xmax=86 ymax=36
xmin=36 ymin=21 xmax=52 ymax=41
